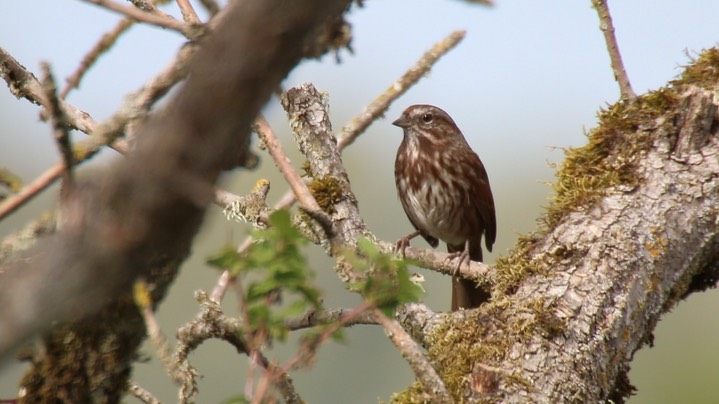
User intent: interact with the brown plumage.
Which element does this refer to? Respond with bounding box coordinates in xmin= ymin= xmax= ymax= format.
xmin=393 ymin=104 xmax=496 ymax=311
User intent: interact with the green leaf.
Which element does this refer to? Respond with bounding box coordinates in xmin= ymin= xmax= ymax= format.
xmin=206 ymin=245 xmax=244 ymax=275
xmin=208 ymin=208 xmax=327 ymax=343
xmin=348 ymin=238 xmax=424 ymax=314
xmin=222 ymin=394 xmax=250 ymax=404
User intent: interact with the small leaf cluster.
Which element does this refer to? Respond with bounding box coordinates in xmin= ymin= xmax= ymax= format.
xmin=207 ymin=209 xmax=322 ymax=342
xmin=346 ymin=239 xmax=424 ymax=316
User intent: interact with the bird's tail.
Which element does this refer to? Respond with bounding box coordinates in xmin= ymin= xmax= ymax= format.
xmin=449 ymin=240 xmax=490 ymax=311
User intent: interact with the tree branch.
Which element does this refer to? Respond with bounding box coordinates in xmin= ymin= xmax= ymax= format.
xmin=175 ymin=291 xmax=303 ymax=404
xmin=208 ymin=30 xmax=467 ymax=302
xmin=373 ymin=308 xmax=452 ymax=403
xmin=40 ymin=63 xmax=75 ymax=190
xmin=176 ymin=0 xmax=201 ymax=24
xmin=128 ymin=382 xmax=162 ymax=404
xmin=592 ymin=0 xmax=636 ymax=101
xmin=60 ymin=18 xmax=134 ymax=99
xmin=0 ymin=43 xmax=195 ymax=219
xmin=84 ymin=0 xmax=197 ymax=38
xmin=254 ymin=114 xmax=326 ymax=218
xmin=0 ymin=0 xmax=353 ymax=360
xmin=399 ymin=82 xmax=719 ymax=401
xmin=281 ymin=83 xmax=368 ymax=257
xmin=338 ymin=30 xmax=466 ymax=149
xmin=284 ymin=307 xmax=379 ymax=330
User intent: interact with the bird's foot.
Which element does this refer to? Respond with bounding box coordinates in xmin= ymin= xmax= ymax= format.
xmin=395 ymin=230 xmax=422 ymax=258
xmin=445 ymin=249 xmax=472 ymax=276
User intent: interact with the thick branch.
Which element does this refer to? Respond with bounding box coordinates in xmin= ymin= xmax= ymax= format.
xmin=0 ymin=0 xmax=351 ymax=357
xmin=281 ymin=84 xmax=369 ymax=256
xmin=435 ymin=85 xmax=719 ymax=402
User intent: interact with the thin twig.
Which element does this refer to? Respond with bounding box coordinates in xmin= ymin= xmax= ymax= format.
xmin=592 ymin=0 xmax=636 ymax=101
xmin=373 ymin=308 xmax=452 ymax=403
xmin=176 ymin=0 xmax=201 ymax=24
xmin=254 ymin=114 xmax=325 ymax=216
xmin=378 ymin=239 xmax=494 ymax=285
xmin=176 ymin=291 xmax=303 ymax=404
xmin=0 ymin=163 xmax=65 ymax=219
xmin=285 ymin=304 xmax=374 ymax=372
xmin=0 ymin=43 xmax=195 ymax=219
xmin=209 ymin=238 xmax=252 ymax=302
xmin=84 ymin=0 xmax=194 ymax=38
xmin=128 ymin=382 xmax=163 ymax=404
xmin=0 ymin=48 xmax=95 ymax=131
xmin=40 ymin=63 xmax=75 ymax=191
xmin=134 ymin=280 xmax=183 ymax=384
xmin=61 ymin=18 xmax=134 ymax=99
xmin=338 ymin=30 xmax=466 ymax=149
xmin=284 ymin=307 xmax=379 ymax=330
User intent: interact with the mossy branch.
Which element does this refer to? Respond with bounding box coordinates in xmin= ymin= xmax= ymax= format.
xmin=396 ymin=52 xmax=719 ymax=402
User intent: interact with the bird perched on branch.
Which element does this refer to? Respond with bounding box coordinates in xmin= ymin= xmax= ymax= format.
xmin=393 ymin=104 xmax=496 ymax=311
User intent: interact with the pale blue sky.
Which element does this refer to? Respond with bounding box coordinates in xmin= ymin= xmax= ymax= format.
xmin=1 ymin=1 xmax=718 ymax=402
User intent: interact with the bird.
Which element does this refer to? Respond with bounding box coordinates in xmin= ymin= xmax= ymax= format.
xmin=392 ymin=104 xmax=496 ymax=311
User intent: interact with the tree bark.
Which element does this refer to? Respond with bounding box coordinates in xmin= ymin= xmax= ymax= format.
xmin=396 ymin=79 xmax=719 ymax=402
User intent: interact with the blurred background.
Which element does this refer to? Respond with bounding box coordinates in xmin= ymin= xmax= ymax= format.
xmin=1 ymin=0 xmax=718 ymax=402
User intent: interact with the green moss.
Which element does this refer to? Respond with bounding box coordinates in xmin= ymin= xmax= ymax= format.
xmin=301 ymin=160 xmax=312 ymax=177
xmin=528 ymin=297 xmax=567 ymax=339
xmin=607 ymin=364 xmax=637 ymax=404
xmin=391 ymin=297 xmax=565 ymax=403
xmin=72 ymin=142 xmax=95 ymax=162
xmin=492 ymin=233 xmax=543 ymax=296
xmin=393 ymin=47 xmax=719 ymax=402
xmin=545 ymin=87 xmax=677 ymax=230
xmin=488 ymin=84 xmax=684 ymax=301
xmin=390 ymin=381 xmax=430 ymax=403
xmin=308 ymin=176 xmax=343 ymax=214
xmin=0 ymin=167 xmax=22 ymax=198
xmin=670 ymin=47 xmax=719 ymax=89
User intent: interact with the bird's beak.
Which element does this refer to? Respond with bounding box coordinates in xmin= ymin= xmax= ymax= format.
xmin=392 ymin=115 xmax=411 ymax=128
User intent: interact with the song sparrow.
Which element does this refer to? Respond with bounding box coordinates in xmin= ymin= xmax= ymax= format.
xmin=393 ymin=104 xmax=496 ymax=311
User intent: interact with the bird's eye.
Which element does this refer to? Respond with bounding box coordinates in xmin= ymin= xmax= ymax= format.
xmin=421 ymin=113 xmax=433 ymax=123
